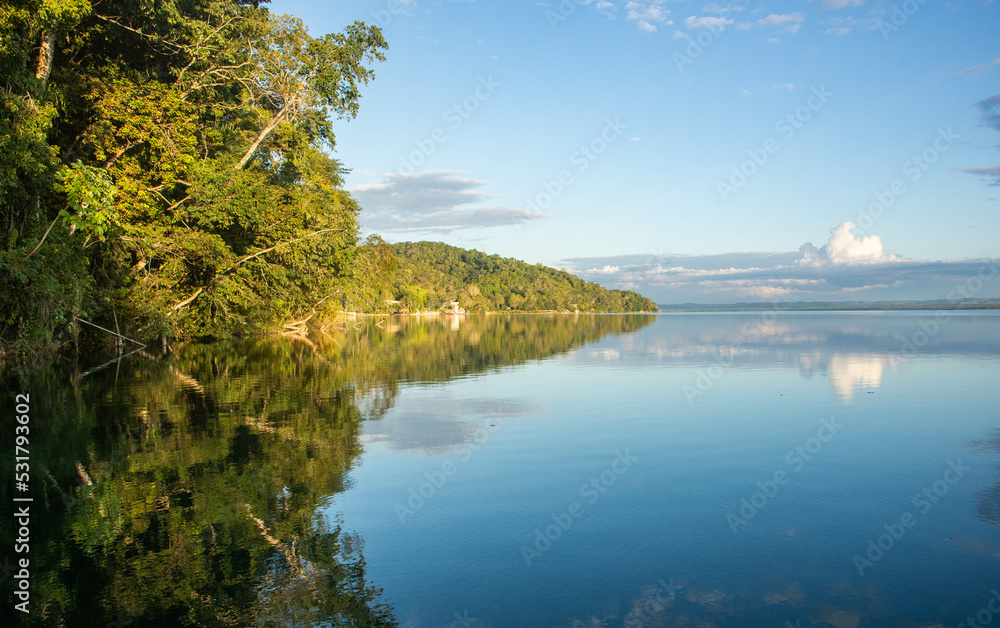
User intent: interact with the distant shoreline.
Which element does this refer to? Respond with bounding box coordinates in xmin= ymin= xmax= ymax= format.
xmin=328 ymin=310 xmax=659 ymax=318
xmin=656 ymin=299 xmax=1000 ymax=312
xmin=325 ymin=302 xmax=1000 ymax=318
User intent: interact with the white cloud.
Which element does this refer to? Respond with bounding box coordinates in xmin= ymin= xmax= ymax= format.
xmin=799 ymin=221 xmax=905 ymax=266
xmin=584 ymin=0 xmax=619 ymax=19
xmin=360 ymin=393 xmax=535 ymax=454
xmin=702 ymin=3 xmax=745 ymax=14
xmin=684 ymin=15 xmax=733 ymax=30
xmin=351 ymin=170 xmax=545 ymax=234
xmin=755 ymin=12 xmax=805 ymax=27
xmin=827 ymin=354 xmax=886 ymax=403
xmin=625 ymin=0 xmax=672 ymax=31
xmin=561 ymin=224 xmax=998 ymax=304
xmin=813 ymin=0 xmax=865 ymax=9
xmin=587 ymin=265 xmax=621 ymax=274
xmin=735 ymin=12 xmax=805 ymax=37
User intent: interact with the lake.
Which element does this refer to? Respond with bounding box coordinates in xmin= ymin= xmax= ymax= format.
xmin=3 ymin=312 xmax=1000 ymax=627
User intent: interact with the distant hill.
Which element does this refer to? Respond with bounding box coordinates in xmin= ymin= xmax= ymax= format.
xmin=389 ymin=241 xmax=658 ymax=313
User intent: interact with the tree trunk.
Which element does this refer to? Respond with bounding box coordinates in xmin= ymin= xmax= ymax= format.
xmin=35 ymin=23 xmax=58 ymax=94
xmin=236 ymin=103 xmax=290 ymax=169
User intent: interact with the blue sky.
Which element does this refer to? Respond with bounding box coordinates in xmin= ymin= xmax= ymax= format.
xmin=272 ymin=0 xmax=999 ymax=303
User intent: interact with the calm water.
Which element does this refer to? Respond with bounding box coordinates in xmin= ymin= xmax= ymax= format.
xmin=3 ymin=312 xmax=1000 ymax=627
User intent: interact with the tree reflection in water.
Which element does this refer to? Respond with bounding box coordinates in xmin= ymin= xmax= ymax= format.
xmin=0 ymin=314 xmax=654 ymax=627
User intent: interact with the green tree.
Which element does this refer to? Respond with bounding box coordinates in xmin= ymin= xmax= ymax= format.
xmin=0 ymin=0 xmax=388 ymax=355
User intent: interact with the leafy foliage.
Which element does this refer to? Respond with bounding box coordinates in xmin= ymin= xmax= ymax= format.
xmin=53 ymin=162 xmax=116 ymax=241
xmin=0 ymin=0 xmax=388 ymax=357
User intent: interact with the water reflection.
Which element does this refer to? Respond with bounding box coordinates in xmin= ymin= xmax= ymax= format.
xmin=334 ymin=312 xmax=999 ymax=628
xmin=637 ymin=312 xmax=1000 ymax=403
xmin=800 ymin=352 xmax=899 ymax=403
xmin=360 ymin=395 xmax=535 ymax=454
xmin=0 ymin=313 xmax=654 ymax=627
xmin=568 ymin=577 xmax=877 ymax=628
xmin=970 ymin=429 xmax=1000 ymax=529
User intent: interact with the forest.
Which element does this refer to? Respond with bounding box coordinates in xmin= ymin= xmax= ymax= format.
xmin=0 ymin=0 xmax=657 ymax=362
xmin=0 ymin=0 xmax=392 ymax=356
xmin=389 ymin=241 xmax=659 ymax=314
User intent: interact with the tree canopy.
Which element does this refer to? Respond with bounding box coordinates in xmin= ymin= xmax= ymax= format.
xmin=0 ymin=0 xmax=389 ymax=354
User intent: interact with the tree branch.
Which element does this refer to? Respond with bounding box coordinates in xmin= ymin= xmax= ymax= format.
xmin=167 ymin=287 xmax=203 ymax=315
xmin=221 ymin=227 xmax=344 ymax=273
xmin=165 ymin=228 xmax=346 ymax=313
xmin=165 ymin=195 xmax=190 ymax=213
xmin=24 ymin=213 xmax=61 ymax=259
xmin=93 ymin=14 xmax=183 ymax=52
xmin=236 ymin=102 xmax=292 ymax=169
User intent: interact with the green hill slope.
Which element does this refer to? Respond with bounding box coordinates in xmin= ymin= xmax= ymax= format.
xmin=388 ymin=241 xmax=658 ymax=313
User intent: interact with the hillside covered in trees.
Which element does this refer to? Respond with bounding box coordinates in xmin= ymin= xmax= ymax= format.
xmin=388 ymin=241 xmax=658 ymax=313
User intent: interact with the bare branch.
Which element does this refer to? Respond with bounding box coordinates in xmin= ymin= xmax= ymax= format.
xmin=165 ymin=228 xmax=346 ymax=313
xmin=93 ymin=14 xmax=184 ymax=52
xmin=165 ymin=196 xmax=191 ymax=213
xmin=236 ymin=101 xmax=293 ymax=169
xmin=222 ymin=227 xmax=344 ymax=273
xmin=168 ymin=287 xmax=204 ymax=315
xmin=24 ymin=213 xmax=61 ymax=260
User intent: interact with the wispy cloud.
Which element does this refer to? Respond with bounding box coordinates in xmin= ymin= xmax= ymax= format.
xmin=955 ymin=94 xmax=1000 ymax=186
xmin=684 ymin=15 xmax=733 ymax=30
xmin=958 ymin=57 xmax=1000 ymax=76
xmin=732 ymin=12 xmax=805 ymax=37
xmin=584 ymin=1 xmax=809 ymax=36
xmin=976 ymin=93 xmax=1000 ymax=131
xmin=569 ymin=0 xmax=674 ymax=31
xmin=625 ymin=0 xmax=672 ymax=32
xmin=755 ymin=13 xmax=806 ymax=27
xmin=955 ymin=166 xmax=1000 ymax=186
xmin=703 ymin=3 xmax=745 ymax=14
xmin=753 ymin=12 xmax=805 ymax=33
xmin=351 ymin=170 xmax=545 ymax=234
xmin=824 ymin=15 xmax=879 ymax=35
xmin=812 ymin=0 xmax=865 ymax=9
